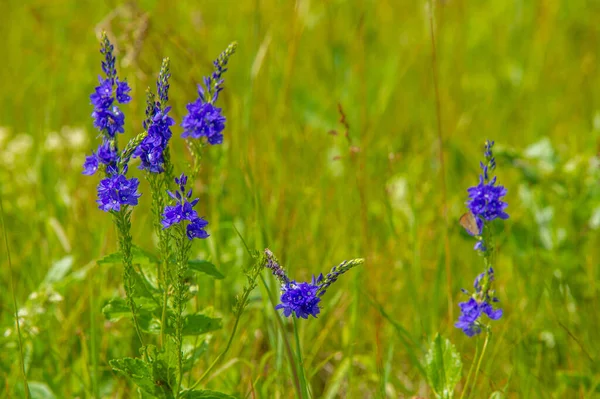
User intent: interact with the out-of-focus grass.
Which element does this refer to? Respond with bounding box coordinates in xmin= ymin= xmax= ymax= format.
xmin=1 ymin=0 xmax=599 ymax=397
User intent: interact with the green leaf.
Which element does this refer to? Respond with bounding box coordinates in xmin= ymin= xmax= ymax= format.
xmin=97 ymin=245 xmax=159 ymax=265
xmin=188 ymin=259 xmax=225 ymax=279
xmin=181 ymin=389 xmax=237 ymax=399
xmin=44 ymin=256 xmax=74 ymax=284
xmin=110 ymin=357 xmax=171 ymax=398
xmin=102 ymin=297 xmax=159 ymax=322
xmin=102 ymin=298 xmax=131 ymax=322
xmin=183 ymin=341 xmax=208 ymax=372
xmin=182 ymin=314 xmax=222 ymax=336
xmin=425 ymin=333 xmax=462 ymax=399
xmin=26 ymin=382 xmax=57 ymax=399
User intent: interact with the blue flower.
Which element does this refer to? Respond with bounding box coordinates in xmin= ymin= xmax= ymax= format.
xmin=455 ymin=268 xmax=503 ymax=337
xmin=116 ymin=79 xmax=132 ymax=104
xmin=134 ymin=106 xmax=175 ymax=173
xmin=181 ymin=99 xmax=226 ymax=145
xmin=161 ymin=173 xmax=209 ymax=241
xmin=96 ymin=174 xmax=141 ymax=212
xmin=275 ymin=280 xmax=322 ymax=319
xmin=462 ymin=140 xmax=509 ymax=251
xmin=82 ymin=153 xmax=99 ymax=175
xmin=96 ymin=140 xmax=118 ymax=166
xmin=467 ymin=176 xmax=509 ymax=222
xmin=186 ymin=217 xmax=209 ymax=240
xmin=90 ymin=33 xmax=128 ymax=139
xmin=180 ymin=43 xmax=236 ymax=145
xmin=90 ymin=77 xmax=114 ymax=110
xmin=266 ymin=256 xmax=363 ymax=319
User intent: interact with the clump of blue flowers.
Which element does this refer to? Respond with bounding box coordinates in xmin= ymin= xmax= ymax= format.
xmin=455 ymin=268 xmax=503 ymax=336
xmin=456 ymin=140 xmax=507 ymax=337
xmin=162 ymin=173 xmax=209 ymax=240
xmin=83 ymin=32 xmax=140 ymax=212
xmin=464 ymin=140 xmax=509 ymax=251
xmin=133 ymin=59 xmax=175 ymax=174
xmin=264 ymin=249 xmax=363 ymax=319
xmin=181 ymin=43 xmax=237 ymax=145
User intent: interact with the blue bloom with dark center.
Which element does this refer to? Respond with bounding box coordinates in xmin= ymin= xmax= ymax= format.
xmin=275 ymin=280 xmax=322 ymax=319
xmin=96 ymin=174 xmax=141 ymax=212
xmin=161 ymin=173 xmax=209 ymax=241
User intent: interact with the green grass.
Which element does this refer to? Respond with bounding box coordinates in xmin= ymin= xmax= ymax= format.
xmin=1 ymin=0 xmax=600 ymax=397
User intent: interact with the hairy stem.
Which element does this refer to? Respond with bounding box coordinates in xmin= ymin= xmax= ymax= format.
xmin=113 ymin=209 xmax=146 ymax=356
xmin=173 ymin=223 xmax=191 ymax=398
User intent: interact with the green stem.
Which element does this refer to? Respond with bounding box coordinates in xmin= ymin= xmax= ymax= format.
xmin=459 ymin=336 xmax=480 ymax=399
xmin=0 ymin=193 xmax=30 ymax=398
xmin=174 ymin=224 xmax=191 ymax=398
xmin=467 ymin=330 xmax=490 ymax=399
xmin=188 ymin=268 xmax=259 ymax=391
xmin=255 ymin=275 xmax=303 ymax=398
xmin=149 ymin=174 xmax=171 ymax=349
xmin=293 ymin=317 xmax=309 ymax=399
xmin=114 ymin=209 xmax=146 ymax=356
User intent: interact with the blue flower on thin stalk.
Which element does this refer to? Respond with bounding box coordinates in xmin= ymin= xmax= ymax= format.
xmin=161 ymin=173 xmax=209 ymax=241
xmin=455 ymin=268 xmax=503 ymax=337
xmin=181 ymin=42 xmax=237 ymax=145
xmin=264 ymin=250 xmax=363 ymax=319
xmin=88 ymin=33 xmax=131 ymax=139
xmin=133 ymin=58 xmax=174 ymax=173
xmin=462 ymin=140 xmax=509 ymax=251
xmin=82 ymin=33 xmax=141 ymax=213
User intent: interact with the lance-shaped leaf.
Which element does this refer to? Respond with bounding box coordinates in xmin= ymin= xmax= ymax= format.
xmin=425 ymin=333 xmax=462 ymax=399
xmin=188 ymin=259 xmax=225 ymax=280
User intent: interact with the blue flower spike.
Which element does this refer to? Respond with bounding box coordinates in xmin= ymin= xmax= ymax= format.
xmin=264 ymin=250 xmax=364 ymax=320
xmin=161 ymin=173 xmax=209 ymax=241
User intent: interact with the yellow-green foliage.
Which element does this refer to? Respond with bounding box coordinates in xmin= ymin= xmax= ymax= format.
xmin=1 ymin=1 xmax=599 ymax=397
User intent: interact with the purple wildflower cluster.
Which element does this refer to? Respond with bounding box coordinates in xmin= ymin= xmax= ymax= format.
xmin=455 ymin=268 xmax=503 ymax=336
xmin=83 ymin=33 xmax=140 ymax=212
xmin=464 ymin=140 xmax=509 ymax=251
xmin=276 ymin=278 xmax=323 ymax=319
xmin=96 ymin=172 xmax=141 ymax=212
xmin=264 ymin=250 xmax=361 ymax=319
xmin=181 ymin=43 xmax=236 ymax=145
xmin=89 ymin=34 xmax=131 ymax=138
xmin=133 ymin=106 xmax=175 ymax=173
xmin=456 ymin=140 xmax=507 ymax=337
xmin=133 ymin=59 xmax=174 ymax=173
xmin=161 ymin=174 xmax=209 ymax=241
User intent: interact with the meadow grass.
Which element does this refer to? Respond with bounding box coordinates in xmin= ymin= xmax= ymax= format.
xmin=1 ymin=0 xmax=599 ymax=397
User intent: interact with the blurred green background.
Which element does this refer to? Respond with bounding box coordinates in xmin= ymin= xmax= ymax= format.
xmin=1 ymin=0 xmax=600 ymax=397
